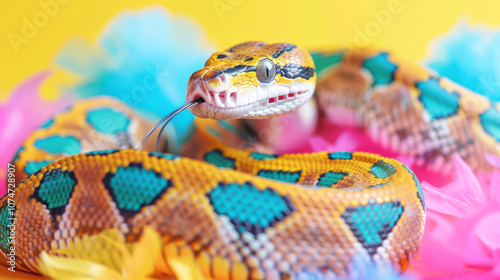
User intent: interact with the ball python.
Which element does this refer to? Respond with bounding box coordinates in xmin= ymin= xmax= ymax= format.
xmin=1 ymin=40 xmax=499 ymax=279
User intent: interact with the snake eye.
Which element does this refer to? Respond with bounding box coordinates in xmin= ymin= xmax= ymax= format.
xmin=256 ymin=58 xmax=277 ymax=83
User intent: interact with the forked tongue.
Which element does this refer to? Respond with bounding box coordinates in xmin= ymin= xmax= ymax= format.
xmin=136 ymin=98 xmax=205 ymax=152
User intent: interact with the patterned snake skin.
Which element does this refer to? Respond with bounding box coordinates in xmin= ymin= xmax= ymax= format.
xmin=313 ymin=49 xmax=500 ymax=173
xmin=1 ymin=41 xmax=498 ymax=279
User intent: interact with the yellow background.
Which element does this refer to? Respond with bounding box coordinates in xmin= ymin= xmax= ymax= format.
xmin=1 ymin=0 xmax=499 ymax=101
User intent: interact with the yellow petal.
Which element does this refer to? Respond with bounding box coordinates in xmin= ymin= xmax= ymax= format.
xmin=167 ymin=256 xmax=207 ymax=280
xmin=123 ymin=227 xmax=162 ymax=279
xmin=54 ymin=229 xmax=125 ymax=272
xmin=39 ymin=251 xmax=122 ymax=280
xmin=40 ymin=227 xmax=162 ymax=280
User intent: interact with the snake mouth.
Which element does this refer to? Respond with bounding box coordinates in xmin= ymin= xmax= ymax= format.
xmin=187 ymin=80 xmax=315 ymax=120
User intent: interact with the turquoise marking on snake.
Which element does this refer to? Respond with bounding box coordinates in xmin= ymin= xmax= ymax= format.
xmin=363 ymin=52 xmax=397 ymax=86
xmin=341 ymin=201 xmax=403 ymax=255
xmin=87 ymin=107 xmax=130 ymax=134
xmin=256 ymin=170 xmax=302 ymax=183
xmin=40 ymin=119 xmax=54 ymax=128
xmin=417 ymin=78 xmax=460 ymax=120
xmin=24 ymin=160 xmax=57 ymax=175
xmin=208 ymin=182 xmax=294 ymax=233
xmin=104 ymin=165 xmax=171 ymax=212
xmin=148 ymin=151 xmax=179 ymax=160
xmin=85 ymin=149 xmax=120 ymax=156
xmin=310 ymin=51 xmax=344 ymax=75
xmin=249 ymin=152 xmax=278 ymax=160
xmin=11 ymin=146 xmax=24 ymax=163
xmin=403 ymin=165 xmax=425 ymax=210
xmin=37 ymin=169 xmax=76 ymax=210
xmin=328 ymin=152 xmax=353 ymax=160
xmin=480 ymin=106 xmax=500 ymax=141
xmin=204 ymin=149 xmax=236 ymax=168
xmin=0 ymin=204 xmax=12 ymax=252
xmin=317 ymin=171 xmax=349 ymax=186
xmin=34 ymin=135 xmax=81 ymax=154
xmin=369 ymin=161 xmax=397 ymax=179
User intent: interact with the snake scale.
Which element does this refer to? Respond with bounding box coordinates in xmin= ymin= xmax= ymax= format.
xmin=1 ymin=41 xmax=499 ymax=279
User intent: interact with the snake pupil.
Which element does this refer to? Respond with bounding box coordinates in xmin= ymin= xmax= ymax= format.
xmin=256 ymin=58 xmax=277 ymax=83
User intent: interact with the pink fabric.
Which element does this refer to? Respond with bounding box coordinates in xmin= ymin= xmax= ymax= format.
xmin=0 ymin=71 xmax=74 ymax=195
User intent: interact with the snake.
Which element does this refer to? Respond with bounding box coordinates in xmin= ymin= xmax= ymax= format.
xmin=1 ymin=41 xmax=499 ymax=279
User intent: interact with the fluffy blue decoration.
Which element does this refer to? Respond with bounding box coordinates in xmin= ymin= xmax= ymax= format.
xmin=426 ymin=19 xmax=500 ymax=101
xmin=55 ymin=6 xmax=214 ymax=149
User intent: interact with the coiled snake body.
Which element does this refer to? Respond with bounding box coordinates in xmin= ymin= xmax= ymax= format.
xmin=1 ymin=41 xmax=499 ymax=279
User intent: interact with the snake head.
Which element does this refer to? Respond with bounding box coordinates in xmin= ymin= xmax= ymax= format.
xmin=187 ymin=41 xmax=316 ymax=120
